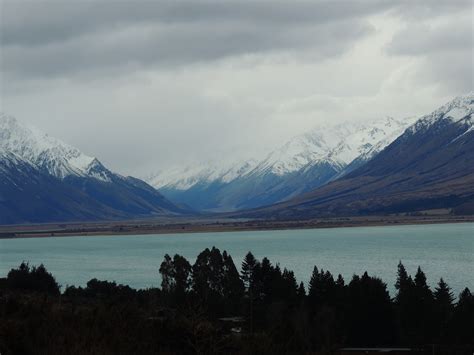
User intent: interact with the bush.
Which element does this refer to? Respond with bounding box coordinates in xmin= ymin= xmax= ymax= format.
xmin=6 ymin=262 xmax=60 ymax=296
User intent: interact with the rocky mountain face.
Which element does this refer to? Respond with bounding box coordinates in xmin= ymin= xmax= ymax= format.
xmin=148 ymin=116 xmax=416 ymax=211
xmin=0 ymin=114 xmax=188 ymax=225
xmin=235 ymin=94 xmax=474 ymax=219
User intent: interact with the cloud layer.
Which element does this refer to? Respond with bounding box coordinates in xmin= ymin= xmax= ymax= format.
xmin=1 ymin=0 xmax=472 ymax=176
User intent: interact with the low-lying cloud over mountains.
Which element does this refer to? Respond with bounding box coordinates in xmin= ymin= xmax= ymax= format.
xmin=1 ymin=0 xmax=472 ymax=176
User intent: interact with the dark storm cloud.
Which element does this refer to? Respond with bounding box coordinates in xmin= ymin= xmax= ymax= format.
xmin=1 ymin=0 xmax=393 ymax=80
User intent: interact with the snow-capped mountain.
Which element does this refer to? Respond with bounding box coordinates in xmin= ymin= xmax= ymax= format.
xmin=253 ymin=116 xmax=416 ymax=178
xmin=234 ymin=93 xmax=474 ymax=219
xmin=0 ymin=113 xmax=111 ymax=181
xmin=148 ymin=115 xmax=417 ymax=211
xmin=406 ymin=93 xmax=473 ymax=136
xmin=148 ymin=159 xmax=258 ymax=191
xmin=0 ymin=114 xmax=188 ymax=224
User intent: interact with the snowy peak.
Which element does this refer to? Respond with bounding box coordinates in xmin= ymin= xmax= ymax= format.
xmin=255 ymin=115 xmax=416 ymax=177
xmin=0 ymin=113 xmax=111 ymax=181
xmin=148 ymin=115 xmax=416 ymax=191
xmin=408 ymin=93 xmax=474 ymax=134
xmin=148 ymin=159 xmax=258 ymax=190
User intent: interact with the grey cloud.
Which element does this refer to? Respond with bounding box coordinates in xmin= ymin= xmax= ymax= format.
xmin=2 ymin=3 xmax=375 ymax=80
xmin=1 ymin=1 xmax=393 ymax=47
xmin=387 ymin=18 xmax=472 ymax=56
xmin=386 ymin=8 xmax=472 ymax=93
xmin=1 ymin=0 xmax=472 ymax=176
xmin=388 ymin=0 xmax=471 ymax=20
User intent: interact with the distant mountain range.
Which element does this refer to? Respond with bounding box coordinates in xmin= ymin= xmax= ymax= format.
xmin=0 ymin=115 xmax=188 ymax=225
xmin=148 ymin=116 xmax=417 ymax=211
xmin=1 ymin=94 xmax=472 ymax=225
xmin=233 ymin=94 xmax=474 ymax=219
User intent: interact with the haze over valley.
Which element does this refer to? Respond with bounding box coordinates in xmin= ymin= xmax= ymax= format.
xmin=1 ymin=94 xmax=473 ymax=224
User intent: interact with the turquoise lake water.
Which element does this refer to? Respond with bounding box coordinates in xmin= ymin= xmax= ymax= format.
xmin=0 ymin=223 xmax=472 ymax=296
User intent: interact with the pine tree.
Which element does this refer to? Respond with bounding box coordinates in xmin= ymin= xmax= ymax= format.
xmin=433 ymin=278 xmax=455 ymax=338
xmin=414 ymin=266 xmax=429 ymax=291
xmin=308 ymin=266 xmax=335 ymax=307
xmin=282 ymin=268 xmax=298 ymax=301
xmin=308 ymin=266 xmax=320 ymax=300
xmin=434 ymin=278 xmax=455 ymax=308
xmin=297 ymin=281 xmax=306 ymax=299
xmin=395 ymin=261 xmax=413 ymax=303
xmin=241 ymin=251 xmax=257 ymax=291
xmin=451 ymin=288 xmax=474 ymax=343
xmin=222 ymin=251 xmax=244 ymax=303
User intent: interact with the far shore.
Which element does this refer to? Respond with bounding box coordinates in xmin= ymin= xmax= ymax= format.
xmin=1 ymin=214 xmax=473 ymax=240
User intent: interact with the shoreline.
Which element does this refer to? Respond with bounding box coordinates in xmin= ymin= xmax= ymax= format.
xmin=1 ymin=214 xmax=473 ymax=239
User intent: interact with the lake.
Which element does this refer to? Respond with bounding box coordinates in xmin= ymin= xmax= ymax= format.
xmin=0 ymin=223 xmax=472 ymax=296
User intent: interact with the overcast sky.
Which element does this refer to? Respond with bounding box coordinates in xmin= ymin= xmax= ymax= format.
xmin=1 ymin=0 xmax=472 ymax=176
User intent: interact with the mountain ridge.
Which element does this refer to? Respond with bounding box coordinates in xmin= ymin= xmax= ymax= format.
xmin=0 ymin=114 xmax=189 ymax=225
xmin=233 ymin=93 xmax=474 ymax=219
xmin=148 ymin=115 xmax=416 ymax=211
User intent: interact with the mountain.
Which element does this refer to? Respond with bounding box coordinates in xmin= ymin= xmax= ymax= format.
xmin=0 ymin=114 xmax=188 ymax=225
xmin=236 ymin=94 xmax=474 ymax=219
xmin=148 ymin=116 xmax=416 ymax=211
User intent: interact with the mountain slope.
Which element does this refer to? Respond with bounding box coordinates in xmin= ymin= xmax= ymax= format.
xmin=236 ymin=94 xmax=474 ymax=219
xmin=149 ymin=116 xmax=415 ymax=211
xmin=0 ymin=114 xmax=188 ymax=225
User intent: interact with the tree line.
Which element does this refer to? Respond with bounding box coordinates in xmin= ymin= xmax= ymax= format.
xmin=0 ymin=246 xmax=472 ymax=354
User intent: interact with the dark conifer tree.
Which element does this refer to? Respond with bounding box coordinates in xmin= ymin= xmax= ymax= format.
xmin=410 ymin=266 xmax=435 ymax=343
xmin=308 ymin=267 xmax=335 ymax=308
xmin=433 ymin=278 xmax=455 ymax=339
xmin=395 ymin=261 xmax=413 ymax=303
xmin=450 ymin=288 xmax=474 ymax=343
xmin=241 ymin=251 xmax=258 ymax=291
xmin=347 ymin=272 xmax=394 ymax=346
xmin=434 ymin=278 xmax=455 ymax=309
xmin=308 ymin=266 xmax=320 ymax=301
xmin=259 ymin=257 xmax=273 ymax=301
xmin=222 ymin=251 xmax=245 ymax=306
xmin=281 ymin=268 xmax=298 ymax=302
xmin=297 ymin=281 xmax=306 ymax=301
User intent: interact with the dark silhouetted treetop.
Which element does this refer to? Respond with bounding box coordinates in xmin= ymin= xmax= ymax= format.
xmin=6 ymin=262 xmax=60 ymax=296
xmin=159 ymin=253 xmax=192 ymax=297
xmin=241 ymin=251 xmax=258 ymax=291
xmin=308 ymin=266 xmax=336 ymax=307
xmin=191 ymin=246 xmax=243 ymax=304
xmin=434 ymin=278 xmax=455 ymax=309
xmin=297 ymin=281 xmax=306 ymax=298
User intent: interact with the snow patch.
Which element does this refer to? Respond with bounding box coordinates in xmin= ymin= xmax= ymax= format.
xmin=148 ymin=115 xmax=417 ymax=189
xmin=0 ymin=113 xmax=110 ymax=181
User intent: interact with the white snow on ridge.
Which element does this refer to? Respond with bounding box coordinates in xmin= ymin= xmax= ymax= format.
xmin=256 ymin=116 xmax=416 ymax=176
xmin=148 ymin=159 xmax=258 ymax=190
xmin=0 ymin=113 xmax=110 ymax=181
xmin=408 ymin=93 xmax=474 ymax=134
xmin=148 ymin=115 xmax=417 ymax=190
